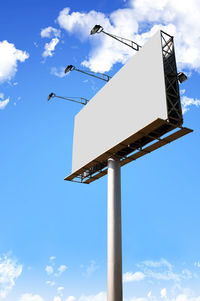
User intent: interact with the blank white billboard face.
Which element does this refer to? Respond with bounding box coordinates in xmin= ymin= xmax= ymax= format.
xmin=71 ymin=31 xmax=168 ymax=174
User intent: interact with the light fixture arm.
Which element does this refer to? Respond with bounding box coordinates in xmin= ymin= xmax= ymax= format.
xmin=47 ymin=93 xmax=88 ymax=105
xmin=73 ymin=67 xmax=111 ymax=82
xmin=102 ymin=30 xmax=141 ymax=51
xmin=90 ymin=25 xmax=141 ymax=51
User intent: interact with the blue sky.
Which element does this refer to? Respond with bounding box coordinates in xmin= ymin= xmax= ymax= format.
xmin=0 ymin=0 xmax=200 ymax=301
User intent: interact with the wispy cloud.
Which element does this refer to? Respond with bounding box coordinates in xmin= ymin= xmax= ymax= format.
xmin=141 ymin=259 xmax=173 ymax=270
xmin=55 ymin=265 xmax=68 ymax=277
xmin=46 ymin=280 xmax=55 ymax=286
xmin=194 ymin=262 xmax=200 ymax=268
xmin=64 ymin=291 xmax=200 ymax=301
xmin=124 ymin=258 xmax=193 ymax=286
xmin=0 ymin=255 xmax=22 ymax=298
xmin=53 ymin=297 xmax=62 ymax=301
xmin=50 ymin=256 xmax=56 ymax=261
xmin=81 ymin=260 xmax=99 ymax=277
xmin=181 ymin=95 xmax=200 ymax=114
xmin=45 ymin=264 xmax=67 ymax=277
xmin=42 ymin=38 xmax=59 ymax=58
xmin=41 ymin=26 xmax=61 ymax=59
xmin=160 ymin=288 xmax=167 ymax=299
xmin=57 ymin=286 xmax=64 ymax=297
xmin=45 ymin=257 xmax=68 ymax=289
xmin=19 ymin=293 xmax=45 ymax=301
xmin=66 ymin=297 xmax=76 ymax=301
xmin=0 ymin=97 xmax=10 ymax=110
xmin=51 ymin=67 xmax=67 ymax=78
xmin=123 ymin=271 xmax=145 ymax=283
xmin=40 ymin=27 xmax=61 ymax=38
xmin=45 ymin=265 xmax=54 ymax=275
xmin=74 ymin=292 xmax=106 ymax=301
xmin=0 ymin=93 xmax=9 ymax=110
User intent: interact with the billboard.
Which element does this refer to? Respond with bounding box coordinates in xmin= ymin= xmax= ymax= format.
xmin=65 ymin=30 xmax=191 ymax=184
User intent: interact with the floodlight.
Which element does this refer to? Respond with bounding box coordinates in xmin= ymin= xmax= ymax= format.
xmin=90 ymin=24 xmax=141 ymax=51
xmin=47 ymin=93 xmax=88 ymax=105
xmin=90 ymin=25 xmax=103 ymax=35
xmin=64 ymin=65 xmax=75 ymax=74
xmin=177 ymin=72 xmax=187 ymax=83
xmin=47 ymin=92 xmax=56 ymax=101
xmin=64 ymin=64 xmax=111 ymax=82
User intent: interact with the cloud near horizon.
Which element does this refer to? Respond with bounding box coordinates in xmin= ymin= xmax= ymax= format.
xmin=18 ymin=290 xmax=200 ymax=301
xmin=0 ymin=255 xmax=22 ymax=298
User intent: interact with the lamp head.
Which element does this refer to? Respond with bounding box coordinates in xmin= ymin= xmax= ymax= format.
xmin=90 ymin=25 xmax=103 ymax=35
xmin=178 ymin=72 xmax=187 ymax=83
xmin=64 ymin=65 xmax=74 ymax=74
xmin=47 ymin=92 xmax=56 ymax=101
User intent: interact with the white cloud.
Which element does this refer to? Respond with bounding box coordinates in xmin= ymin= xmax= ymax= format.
xmin=50 ymin=256 xmax=56 ymax=261
xmin=41 ymin=27 xmax=60 ymax=59
xmin=84 ymin=260 xmax=99 ymax=277
xmin=57 ymin=287 xmax=64 ymax=291
xmin=125 ymin=293 xmax=200 ymax=301
xmin=41 ymin=27 xmax=61 ymax=38
xmin=181 ymin=95 xmax=200 ymax=113
xmin=19 ymin=294 xmax=45 ymax=301
xmin=126 ymin=258 xmax=193 ymax=285
xmin=56 ymin=265 xmax=68 ymax=276
xmin=145 ymin=269 xmax=181 ymax=282
xmin=0 ymin=255 xmax=22 ymax=298
xmin=182 ymin=269 xmax=192 ymax=279
xmin=51 ymin=67 xmax=67 ymax=78
xmin=42 ymin=38 xmax=59 ymax=58
xmin=142 ymin=259 xmax=173 ymax=270
xmin=78 ymin=292 xmax=106 ymax=301
xmin=56 ymin=1 xmax=200 ymax=73
xmin=53 ymin=297 xmax=62 ymax=301
xmin=126 ymin=297 xmax=147 ymax=301
xmin=46 ymin=280 xmax=55 ymax=286
xmin=160 ymin=288 xmax=167 ymax=298
xmin=45 ymin=265 xmax=54 ymax=275
xmin=194 ymin=262 xmax=200 ymax=268
xmin=63 ymin=290 xmax=200 ymax=301
xmin=172 ymin=294 xmax=200 ymax=301
xmin=0 ymin=93 xmax=9 ymax=110
xmin=57 ymin=8 xmax=111 ymax=41
xmin=123 ymin=271 xmax=145 ymax=283
xmin=0 ymin=97 xmax=9 ymax=110
xmin=57 ymin=286 xmax=64 ymax=295
xmin=0 ymin=40 xmax=29 ymax=83
xmin=66 ymin=296 xmax=76 ymax=301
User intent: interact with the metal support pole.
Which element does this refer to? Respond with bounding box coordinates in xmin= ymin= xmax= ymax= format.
xmin=107 ymin=157 xmax=122 ymax=301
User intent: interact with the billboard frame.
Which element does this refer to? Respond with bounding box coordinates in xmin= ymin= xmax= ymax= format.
xmin=65 ymin=31 xmax=193 ymax=184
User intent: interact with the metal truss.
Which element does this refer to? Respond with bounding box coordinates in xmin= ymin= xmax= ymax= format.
xmin=161 ymin=30 xmax=183 ymax=126
xmin=65 ymin=119 xmax=193 ymax=184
